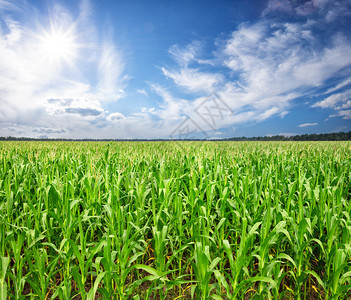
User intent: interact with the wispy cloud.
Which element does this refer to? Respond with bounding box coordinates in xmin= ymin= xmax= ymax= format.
xmin=162 ymin=67 xmax=223 ymax=93
xmin=168 ymin=41 xmax=213 ymax=67
xmin=325 ymin=78 xmax=351 ymax=94
xmin=162 ymin=42 xmax=221 ymax=94
xmin=137 ymin=89 xmax=148 ymax=97
xmin=150 ymin=84 xmax=188 ymax=120
xmin=298 ymin=122 xmax=318 ymax=128
xmin=97 ymin=42 xmax=127 ymax=101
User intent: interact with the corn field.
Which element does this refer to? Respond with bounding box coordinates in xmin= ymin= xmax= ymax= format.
xmin=0 ymin=141 xmax=350 ymax=299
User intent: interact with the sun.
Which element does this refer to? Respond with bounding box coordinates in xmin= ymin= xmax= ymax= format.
xmin=38 ymin=27 xmax=78 ymax=65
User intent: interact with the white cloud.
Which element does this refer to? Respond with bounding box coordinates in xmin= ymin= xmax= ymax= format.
xmin=325 ymin=77 xmax=351 ymax=94
xmin=262 ymin=0 xmax=343 ymax=18
xmin=0 ymin=123 xmax=68 ymax=138
xmin=256 ymin=107 xmax=281 ymax=121
xmin=45 ymin=97 xmax=105 ymax=118
xmin=150 ymin=84 xmax=189 ymax=120
xmin=106 ymin=112 xmax=124 ymax=121
xmin=97 ymin=42 xmax=127 ymax=101
xmin=162 ymin=67 xmax=223 ymax=93
xmin=338 ymin=100 xmax=351 ymax=110
xmin=329 ymin=110 xmax=351 ymax=119
xmin=312 ymin=89 xmax=351 ymax=109
xmin=280 ymin=111 xmax=289 ymax=118
xmin=298 ymin=122 xmax=318 ymax=127
xmin=215 ymin=17 xmax=351 ymax=124
xmin=141 ymin=107 xmax=154 ymax=113
xmin=262 ymin=0 xmax=294 ymax=16
xmin=223 ymin=22 xmax=351 ymax=92
xmin=32 ymin=127 xmax=68 ymax=134
xmin=323 ymin=1 xmax=351 ymax=23
xmin=163 ymin=42 xmax=221 ymax=94
xmin=0 ymin=0 xmax=21 ymax=12
xmin=169 ymin=42 xmax=199 ymax=67
xmin=137 ymin=89 xmax=148 ymax=97
xmin=312 ymin=85 xmax=351 ymax=124
xmin=168 ymin=41 xmax=213 ymax=67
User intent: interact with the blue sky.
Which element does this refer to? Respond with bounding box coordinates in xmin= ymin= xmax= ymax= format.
xmin=0 ymin=0 xmax=351 ymax=139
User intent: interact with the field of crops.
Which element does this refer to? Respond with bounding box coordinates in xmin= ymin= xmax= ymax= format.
xmin=0 ymin=141 xmax=350 ymax=299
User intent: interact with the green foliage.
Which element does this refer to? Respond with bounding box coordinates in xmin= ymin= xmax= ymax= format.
xmin=0 ymin=141 xmax=350 ymax=299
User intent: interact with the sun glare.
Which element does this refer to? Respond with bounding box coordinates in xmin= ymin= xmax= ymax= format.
xmin=38 ymin=28 xmax=77 ymax=65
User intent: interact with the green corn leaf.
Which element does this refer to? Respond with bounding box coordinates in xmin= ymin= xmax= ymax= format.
xmin=208 ymin=257 xmax=221 ymax=272
xmin=305 ymin=270 xmax=326 ymax=290
xmin=87 ymin=272 xmax=106 ymax=300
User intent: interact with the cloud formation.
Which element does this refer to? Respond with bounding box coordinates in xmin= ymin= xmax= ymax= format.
xmin=0 ymin=0 xmax=127 ymax=138
xmin=150 ymin=0 xmax=351 ymax=137
xmin=162 ymin=67 xmax=223 ymax=93
xmin=1 ymin=0 xmax=350 ymax=139
xmin=298 ymin=123 xmax=318 ymax=128
xmin=312 ymin=89 xmax=351 ymax=120
xmin=137 ymin=89 xmax=148 ymax=97
xmin=106 ymin=112 xmax=125 ymax=121
xmin=329 ymin=110 xmax=351 ymax=120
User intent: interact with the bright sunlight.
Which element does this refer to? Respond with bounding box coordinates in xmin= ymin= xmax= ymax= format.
xmin=38 ymin=27 xmax=77 ymax=65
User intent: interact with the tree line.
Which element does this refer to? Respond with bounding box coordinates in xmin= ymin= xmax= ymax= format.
xmin=0 ymin=131 xmax=350 ymax=141
xmin=224 ymin=131 xmax=351 ymax=141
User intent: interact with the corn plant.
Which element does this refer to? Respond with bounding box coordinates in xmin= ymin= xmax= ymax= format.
xmin=0 ymin=141 xmax=350 ymax=298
